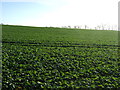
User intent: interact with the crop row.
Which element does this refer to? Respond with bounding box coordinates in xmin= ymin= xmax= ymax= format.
xmin=2 ymin=43 xmax=120 ymax=89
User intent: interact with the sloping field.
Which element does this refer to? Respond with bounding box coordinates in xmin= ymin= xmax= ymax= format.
xmin=2 ymin=25 xmax=120 ymax=89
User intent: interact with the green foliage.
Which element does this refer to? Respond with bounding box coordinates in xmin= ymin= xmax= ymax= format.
xmin=2 ymin=25 xmax=120 ymax=89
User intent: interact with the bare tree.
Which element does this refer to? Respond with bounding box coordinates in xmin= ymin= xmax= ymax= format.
xmin=74 ymin=26 xmax=77 ymax=29
xmin=68 ymin=26 xmax=71 ymax=28
xmin=96 ymin=25 xmax=101 ymax=30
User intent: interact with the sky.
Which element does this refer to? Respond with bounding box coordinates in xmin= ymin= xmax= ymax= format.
xmin=1 ymin=0 xmax=119 ymax=30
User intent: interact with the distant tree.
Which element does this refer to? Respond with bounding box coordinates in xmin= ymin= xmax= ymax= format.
xmin=76 ymin=25 xmax=81 ymax=29
xmin=0 ymin=23 xmax=3 ymax=25
xmin=97 ymin=25 xmax=101 ymax=30
xmin=101 ymin=24 xmax=107 ymax=30
xmin=64 ymin=26 xmax=67 ymax=28
xmin=95 ymin=27 xmax=97 ymax=30
xmin=84 ymin=25 xmax=88 ymax=29
xmin=73 ymin=26 xmax=76 ymax=29
xmin=68 ymin=26 xmax=71 ymax=28
xmin=106 ymin=25 xmax=110 ymax=30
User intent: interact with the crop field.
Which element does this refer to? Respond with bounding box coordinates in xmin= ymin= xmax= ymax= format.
xmin=2 ymin=25 xmax=120 ymax=89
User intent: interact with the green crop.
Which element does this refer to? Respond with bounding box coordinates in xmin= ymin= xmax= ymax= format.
xmin=2 ymin=25 xmax=120 ymax=89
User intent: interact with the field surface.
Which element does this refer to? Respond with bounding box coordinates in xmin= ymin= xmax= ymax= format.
xmin=2 ymin=25 xmax=120 ymax=89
